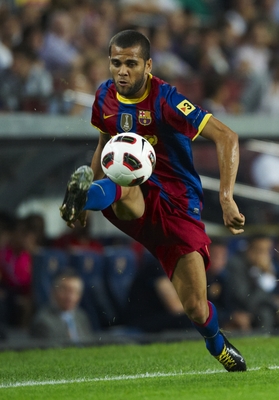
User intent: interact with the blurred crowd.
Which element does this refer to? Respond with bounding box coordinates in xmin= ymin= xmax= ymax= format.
xmin=1 ymin=0 xmax=279 ymax=345
xmin=1 ymin=209 xmax=279 ymax=344
xmin=1 ymin=0 xmax=279 ymax=115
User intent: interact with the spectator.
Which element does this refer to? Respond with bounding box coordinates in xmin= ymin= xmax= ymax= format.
xmin=178 ymin=0 xmax=224 ymax=25
xmin=2 ymin=0 xmax=279 ymax=116
xmin=58 ymin=51 xmax=109 ymax=117
xmin=258 ymin=0 xmax=279 ymax=28
xmin=207 ymin=238 xmax=252 ymax=332
xmin=0 ymin=8 xmax=17 ymax=69
xmin=21 ymin=24 xmax=45 ymax=57
xmin=0 ymin=40 xmax=13 ymax=70
xmin=81 ymin=51 xmax=110 ymax=90
xmin=259 ymin=57 xmax=279 ymax=115
xmin=0 ymin=11 xmax=22 ymax=50
xmin=250 ymin=150 xmax=279 ymax=223
xmin=218 ymin=18 xmax=241 ymax=70
xmin=0 ymin=217 xmax=36 ymax=327
xmin=23 ymin=212 xmax=52 ymax=249
xmin=17 ymin=1 xmax=49 ymax=32
xmin=225 ymin=0 xmax=259 ymax=38
xmin=0 ymin=211 xmax=15 ymax=250
xmin=234 ymin=19 xmax=273 ymax=112
xmin=74 ymin=0 xmax=117 ymax=55
xmin=251 ymin=152 xmax=279 ymax=192
xmin=39 ymin=10 xmax=81 ymax=75
xmin=53 ymin=214 xmax=103 ymax=253
xmin=30 ymin=269 xmax=94 ymax=342
xmin=206 ymin=239 xmax=231 ymax=328
xmin=235 ymin=19 xmax=273 ymax=77
xmin=198 ymin=26 xmax=230 ymax=77
xmin=272 ymin=235 xmax=279 ymax=282
xmin=0 ymin=44 xmax=53 ymax=111
xmin=151 ymin=25 xmax=193 ymax=82
xmin=168 ymin=8 xmax=200 ymax=65
xmin=123 ymin=254 xmax=192 ymax=333
xmin=0 ymin=211 xmax=16 ymax=339
xmin=226 ymin=234 xmax=279 ymax=333
xmin=118 ymin=0 xmax=181 ymax=28
xmin=202 ymin=73 xmax=231 ymax=115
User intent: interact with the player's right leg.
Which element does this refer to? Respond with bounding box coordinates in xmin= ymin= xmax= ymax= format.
xmin=59 ymin=165 xmax=144 ymax=224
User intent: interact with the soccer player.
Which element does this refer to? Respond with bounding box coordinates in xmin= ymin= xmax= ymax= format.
xmin=60 ymin=30 xmax=246 ymax=372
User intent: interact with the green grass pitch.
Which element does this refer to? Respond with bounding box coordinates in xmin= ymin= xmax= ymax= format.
xmin=0 ymin=336 xmax=278 ymax=399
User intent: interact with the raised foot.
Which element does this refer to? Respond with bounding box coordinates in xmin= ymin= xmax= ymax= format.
xmin=60 ymin=165 xmax=94 ymax=222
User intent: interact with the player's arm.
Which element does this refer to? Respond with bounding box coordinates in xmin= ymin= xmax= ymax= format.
xmin=200 ymin=115 xmax=245 ymax=235
xmin=91 ymin=132 xmax=111 ymax=180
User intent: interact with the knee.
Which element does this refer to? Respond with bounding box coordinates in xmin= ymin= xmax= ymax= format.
xmin=112 ymin=186 xmax=145 ymax=220
xmin=183 ymin=299 xmax=209 ymax=325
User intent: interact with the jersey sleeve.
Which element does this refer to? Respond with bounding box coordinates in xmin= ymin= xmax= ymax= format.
xmin=162 ymin=85 xmax=212 ymax=140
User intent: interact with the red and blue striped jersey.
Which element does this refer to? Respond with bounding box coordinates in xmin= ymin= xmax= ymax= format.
xmin=91 ymin=74 xmax=212 ymax=220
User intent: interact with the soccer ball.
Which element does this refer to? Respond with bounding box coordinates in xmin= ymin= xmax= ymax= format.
xmin=101 ymin=132 xmax=156 ymax=187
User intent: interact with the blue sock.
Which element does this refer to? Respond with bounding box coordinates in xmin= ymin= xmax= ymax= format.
xmin=83 ymin=178 xmax=120 ymax=211
xmin=192 ymin=301 xmax=224 ymax=356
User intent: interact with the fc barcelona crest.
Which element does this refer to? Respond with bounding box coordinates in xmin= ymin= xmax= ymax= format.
xmin=120 ymin=113 xmax=133 ymax=132
xmin=138 ymin=110 xmax=152 ymax=126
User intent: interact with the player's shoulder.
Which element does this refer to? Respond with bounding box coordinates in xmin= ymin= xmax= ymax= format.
xmin=151 ymin=74 xmax=172 ymax=92
xmin=96 ymin=79 xmax=115 ymax=95
xmin=94 ymin=79 xmax=116 ymax=106
xmin=151 ymin=74 xmax=183 ymax=101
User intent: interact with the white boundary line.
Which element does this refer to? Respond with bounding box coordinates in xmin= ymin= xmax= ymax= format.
xmin=1 ymin=366 xmax=279 ymax=389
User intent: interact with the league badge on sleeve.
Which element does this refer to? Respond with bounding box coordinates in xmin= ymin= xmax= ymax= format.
xmin=176 ymin=99 xmax=196 ymax=116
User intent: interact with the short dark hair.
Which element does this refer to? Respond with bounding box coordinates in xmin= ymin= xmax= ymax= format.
xmin=109 ymin=30 xmax=151 ymax=61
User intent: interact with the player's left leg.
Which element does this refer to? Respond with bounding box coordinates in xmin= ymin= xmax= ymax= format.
xmin=171 ymin=251 xmax=246 ymax=372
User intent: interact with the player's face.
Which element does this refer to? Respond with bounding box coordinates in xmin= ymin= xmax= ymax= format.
xmin=109 ymin=44 xmax=152 ymax=98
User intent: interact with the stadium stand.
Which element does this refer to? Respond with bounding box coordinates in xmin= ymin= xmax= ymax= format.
xmin=31 ymin=245 xmax=139 ymax=331
xmin=32 ymin=247 xmax=68 ymax=310
xmin=103 ymin=246 xmax=138 ymax=325
xmin=69 ymin=249 xmax=115 ymax=329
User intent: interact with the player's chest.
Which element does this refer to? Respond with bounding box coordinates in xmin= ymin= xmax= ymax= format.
xmin=102 ymin=100 xmax=158 ymax=137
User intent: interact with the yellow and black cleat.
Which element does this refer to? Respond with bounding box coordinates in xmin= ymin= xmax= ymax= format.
xmin=215 ymin=332 xmax=247 ymax=372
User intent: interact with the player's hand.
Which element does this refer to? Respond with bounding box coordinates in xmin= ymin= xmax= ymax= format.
xmin=221 ymin=199 xmax=245 ymax=235
xmin=66 ymin=210 xmax=88 ymax=229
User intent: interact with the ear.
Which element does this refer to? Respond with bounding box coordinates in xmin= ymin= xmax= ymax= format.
xmin=145 ymin=58 xmax=152 ymax=74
